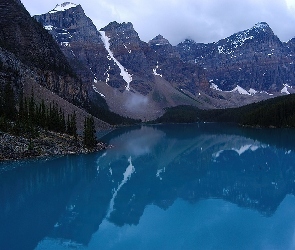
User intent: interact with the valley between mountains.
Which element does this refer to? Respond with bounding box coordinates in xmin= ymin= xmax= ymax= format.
xmin=33 ymin=2 xmax=295 ymax=121
xmin=0 ymin=0 xmax=295 ymax=161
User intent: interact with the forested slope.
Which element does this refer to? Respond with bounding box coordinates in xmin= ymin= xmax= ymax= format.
xmin=154 ymin=94 xmax=295 ymax=128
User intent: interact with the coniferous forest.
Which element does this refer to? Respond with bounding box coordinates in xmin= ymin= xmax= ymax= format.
xmin=0 ymin=82 xmax=97 ymax=148
xmin=2 ymin=81 xmax=295 ymax=155
xmin=154 ymin=94 xmax=295 ymax=128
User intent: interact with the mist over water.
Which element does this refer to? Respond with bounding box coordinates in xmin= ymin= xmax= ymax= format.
xmin=1 ymin=123 xmax=295 ymax=250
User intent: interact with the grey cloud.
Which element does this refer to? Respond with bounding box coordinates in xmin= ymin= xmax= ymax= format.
xmin=22 ymin=0 xmax=295 ymax=45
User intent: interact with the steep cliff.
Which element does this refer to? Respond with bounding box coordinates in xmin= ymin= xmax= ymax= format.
xmin=0 ymin=0 xmax=86 ymax=105
xmin=34 ymin=3 xmax=109 ymax=109
xmin=147 ymin=34 xmax=209 ymax=94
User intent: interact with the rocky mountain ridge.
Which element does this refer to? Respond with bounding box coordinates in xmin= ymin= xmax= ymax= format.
xmin=176 ymin=22 xmax=295 ymax=93
xmin=35 ymin=4 xmax=213 ymax=119
xmin=0 ymin=0 xmax=111 ymax=131
xmin=33 ymin=2 xmax=295 ymax=118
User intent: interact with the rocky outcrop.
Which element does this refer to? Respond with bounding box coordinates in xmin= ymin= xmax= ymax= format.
xmin=0 ymin=129 xmax=108 ymax=161
xmin=34 ymin=3 xmax=109 ymax=109
xmin=100 ymin=21 xmax=154 ymax=94
xmin=147 ymin=34 xmax=209 ymax=94
xmin=176 ymin=22 xmax=295 ymax=92
xmin=34 ymin=3 xmax=107 ymax=82
xmin=0 ymin=0 xmax=86 ymax=105
xmin=286 ymin=37 xmax=295 ymax=54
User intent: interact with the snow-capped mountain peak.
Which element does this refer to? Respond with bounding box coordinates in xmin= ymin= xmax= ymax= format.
xmin=252 ymin=22 xmax=270 ymax=32
xmin=49 ymin=2 xmax=77 ymax=13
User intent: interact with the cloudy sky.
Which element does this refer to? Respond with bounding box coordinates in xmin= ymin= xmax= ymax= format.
xmin=21 ymin=0 xmax=295 ymax=45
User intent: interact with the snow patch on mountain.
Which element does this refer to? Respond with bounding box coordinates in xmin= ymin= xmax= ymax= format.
xmin=104 ymin=66 xmax=111 ymax=85
xmin=153 ymin=61 xmax=163 ymax=77
xmin=49 ymin=2 xmax=77 ymax=13
xmin=229 ymin=85 xmax=251 ymax=95
xmin=209 ymin=82 xmax=277 ymax=97
xmin=123 ymin=44 xmax=132 ymax=54
xmin=249 ymin=88 xmax=258 ymax=95
xmin=281 ymin=84 xmax=292 ymax=95
xmin=211 ymin=83 xmax=251 ymax=95
xmin=260 ymin=91 xmax=274 ymax=96
xmin=218 ymin=33 xmax=254 ymax=54
xmin=210 ymin=81 xmax=222 ymax=91
xmin=92 ymin=85 xmax=105 ymax=97
xmin=44 ymin=25 xmax=54 ymax=31
xmin=252 ymin=22 xmax=270 ymax=32
xmin=100 ymin=31 xmax=132 ymax=91
xmin=281 ymin=86 xmax=290 ymax=94
xmin=216 ymin=22 xmax=270 ymax=55
xmin=61 ymin=42 xmax=70 ymax=47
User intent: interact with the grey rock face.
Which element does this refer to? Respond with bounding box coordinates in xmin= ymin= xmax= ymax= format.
xmin=34 ymin=4 xmax=113 ymax=108
xmin=100 ymin=21 xmax=155 ymax=94
xmin=35 ymin=6 xmax=106 ymax=81
xmin=35 ymin=4 xmax=208 ymax=97
xmin=34 ymin=4 xmax=295 ymax=115
xmin=147 ymin=34 xmax=208 ymax=94
xmin=177 ymin=22 xmax=295 ymax=92
xmin=0 ymin=0 xmax=85 ymax=105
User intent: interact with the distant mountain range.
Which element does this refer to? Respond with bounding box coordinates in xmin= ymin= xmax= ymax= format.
xmin=1 ymin=1 xmax=295 ymax=122
xmin=33 ymin=2 xmax=295 ymax=119
xmin=177 ymin=22 xmax=295 ymax=92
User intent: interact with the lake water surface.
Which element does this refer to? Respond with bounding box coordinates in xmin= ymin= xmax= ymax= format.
xmin=1 ymin=123 xmax=295 ymax=250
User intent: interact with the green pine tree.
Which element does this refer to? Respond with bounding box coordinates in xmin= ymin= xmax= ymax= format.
xmin=3 ymin=82 xmax=17 ymax=120
xmin=83 ymin=116 xmax=96 ymax=148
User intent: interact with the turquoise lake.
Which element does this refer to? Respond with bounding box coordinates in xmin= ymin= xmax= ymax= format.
xmin=1 ymin=123 xmax=295 ymax=250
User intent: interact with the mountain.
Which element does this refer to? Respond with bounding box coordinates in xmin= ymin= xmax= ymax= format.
xmin=0 ymin=0 xmax=84 ymax=102
xmin=176 ymin=22 xmax=295 ymax=93
xmin=34 ymin=3 xmax=295 ymax=117
xmin=33 ymin=3 xmax=110 ymax=110
xmin=34 ymin=4 xmax=217 ymax=120
xmin=0 ymin=0 xmax=113 ymax=132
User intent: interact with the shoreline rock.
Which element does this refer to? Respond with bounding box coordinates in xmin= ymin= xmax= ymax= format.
xmin=0 ymin=129 xmax=109 ymax=162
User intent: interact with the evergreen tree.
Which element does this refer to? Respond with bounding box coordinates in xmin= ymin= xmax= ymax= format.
xmin=66 ymin=114 xmax=71 ymax=135
xmin=59 ymin=108 xmax=66 ymax=133
xmin=83 ymin=116 xmax=96 ymax=148
xmin=71 ymin=111 xmax=77 ymax=140
xmin=0 ymin=116 xmax=9 ymax=132
xmin=28 ymin=89 xmax=35 ymax=124
xmin=3 ymin=82 xmax=17 ymax=120
xmin=66 ymin=111 xmax=77 ymax=139
xmin=40 ymin=100 xmax=46 ymax=128
xmin=23 ymin=98 xmax=29 ymax=123
xmin=18 ymin=93 xmax=24 ymax=122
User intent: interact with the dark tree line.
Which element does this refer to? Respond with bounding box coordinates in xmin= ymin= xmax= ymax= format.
xmin=154 ymin=94 xmax=295 ymax=128
xmin=240 ymin=94 xmax=295 ymax=128
xmin=16 ymin=90 xmax=77 ymax=138
xmin=0 ymin=82 xmax=98 ymax=148
xmin=83 ymin=116 xmax=96 ymax=148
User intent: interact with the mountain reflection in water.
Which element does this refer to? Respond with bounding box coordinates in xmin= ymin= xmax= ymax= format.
xmin=1 ymin=123 xmax=295 ymax=250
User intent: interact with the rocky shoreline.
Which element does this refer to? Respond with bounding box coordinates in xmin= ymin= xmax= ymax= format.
xmin=0 ymin=129 xmax=108 ymax=162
